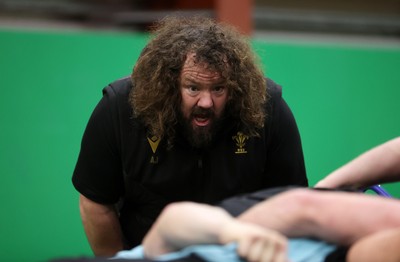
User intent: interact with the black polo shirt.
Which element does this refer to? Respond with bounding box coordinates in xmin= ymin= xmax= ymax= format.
xmin=72 ymin=76 xmax=308 ymax=247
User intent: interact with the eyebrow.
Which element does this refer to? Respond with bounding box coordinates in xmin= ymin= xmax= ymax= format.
xmin=182 ymin=78 xmax=226 ymax=86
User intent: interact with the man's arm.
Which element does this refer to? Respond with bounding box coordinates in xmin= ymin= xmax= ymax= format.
xmin=238 ymin=188 xmax=400 ymax=246
xmin=315 ymin=137 xmax=400 ymax=189
xmin=79 ymin=194 xmax=124 ymax=257
xmin=142 ymin=202 xmax=287 ymax=262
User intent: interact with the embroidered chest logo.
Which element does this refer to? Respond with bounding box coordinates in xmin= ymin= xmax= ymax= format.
xmin=147 ymin=135 xmax=160 ymax=164
xmin=232 ymin=132 xmax=249 ymax=154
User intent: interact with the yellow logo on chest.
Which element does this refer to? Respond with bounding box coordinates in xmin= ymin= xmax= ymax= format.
xmin=232 ymin=132 xmax=249 ymax=154
xmin=147 ymin=135 xmax=160 ymax=164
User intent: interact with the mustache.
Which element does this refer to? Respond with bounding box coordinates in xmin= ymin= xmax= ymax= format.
xmin=191 ymin=107 xmax=214 ymax=118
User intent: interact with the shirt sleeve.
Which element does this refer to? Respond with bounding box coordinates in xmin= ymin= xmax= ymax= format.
xmin=264 ymin=79 xmax=308 ymax=187
xmin=72 ymin=85 xmax=124 ymax=204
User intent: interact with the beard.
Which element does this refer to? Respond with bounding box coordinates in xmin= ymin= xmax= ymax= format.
xmin=179 ymin=106 xmax=224 ymax=148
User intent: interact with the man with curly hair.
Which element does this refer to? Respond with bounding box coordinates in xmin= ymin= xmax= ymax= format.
xmin=72 ymin=16 xmax=308 ymax=256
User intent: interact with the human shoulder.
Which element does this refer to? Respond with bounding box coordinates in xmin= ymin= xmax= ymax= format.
xmin=97 ymin=76 xmax=134 ymax=122
xmin=265 ymin=78 xmax=283 ymax=100
xmin=102 ymin=75 xmax=133 ymax=99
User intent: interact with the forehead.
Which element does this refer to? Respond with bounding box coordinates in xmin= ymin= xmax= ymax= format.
xmin=181 ymin=53 xmax=223 ymax=82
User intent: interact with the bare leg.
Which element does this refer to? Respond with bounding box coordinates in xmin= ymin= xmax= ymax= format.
xmin=238 ymin=188 xmax=400 ymax=245
xmin=347 ymin=227 xmax=400 ymax=262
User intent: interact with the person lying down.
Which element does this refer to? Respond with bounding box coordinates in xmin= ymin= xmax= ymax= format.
xmin=112 ymin=186 xmax=400 ymax=262
xmin=112 ymin=137 xmax=400 ymax=262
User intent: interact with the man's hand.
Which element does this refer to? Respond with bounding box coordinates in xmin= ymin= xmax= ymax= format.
xmin=220 ymin=220 xmax=288 ymax=262
xmin=142 ymin=202 xmax=288 ymax=261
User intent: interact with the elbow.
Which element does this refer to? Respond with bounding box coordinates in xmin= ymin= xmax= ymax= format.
xmin=79 ymin=194 xmax=116 ymax=220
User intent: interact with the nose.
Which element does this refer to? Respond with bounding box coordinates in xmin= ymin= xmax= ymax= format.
xmin=197 ymin=91 xmax=213 ymax=108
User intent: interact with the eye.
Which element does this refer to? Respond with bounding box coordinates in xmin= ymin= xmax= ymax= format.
xmin=185 ymin=85 xmax=200 ymax=95
xmin=212 ymin=86 xmax=226 ymax=95
xmin=189 ymin=85 xmax=199 ymax=92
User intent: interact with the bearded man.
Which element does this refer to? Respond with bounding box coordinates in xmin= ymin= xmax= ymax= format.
xmin=72 ymin=16 xmax=308 ymax=257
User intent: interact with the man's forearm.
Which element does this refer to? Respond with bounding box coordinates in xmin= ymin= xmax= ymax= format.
xmin=142 ymin=202 xmax=232 ymax=257
xmin=79 ymin=195 xmax=124 ymax=257
xmin=142 ymin=202 xmax=288 ymax=261
xmin=315 ymin=137 xmax=400 ymax=189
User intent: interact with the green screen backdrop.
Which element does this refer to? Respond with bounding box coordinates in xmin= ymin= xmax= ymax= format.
xmin=0 ymin=28 xmax=399 ymax=261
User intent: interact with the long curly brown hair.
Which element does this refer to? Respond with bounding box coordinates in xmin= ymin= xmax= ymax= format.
xmin=130 ymin=16 xmax=268 ymax=147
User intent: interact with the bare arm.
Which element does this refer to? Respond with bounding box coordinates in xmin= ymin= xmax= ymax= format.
xmin=238 ymin=188 xmax=400 ymax=246
xmin=315 ymin=137 xmax=400 ymax=189
xmin=79 ymin=194 xmax=124 ymax=257
xmin=142 ymin=202 xmax=288 ymax=262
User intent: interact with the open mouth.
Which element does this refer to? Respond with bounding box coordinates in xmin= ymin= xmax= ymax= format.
xmin=191 ymin=107 xmax=214 ymax=127
xmin=193 ymin=116 xmax=211 ymax=127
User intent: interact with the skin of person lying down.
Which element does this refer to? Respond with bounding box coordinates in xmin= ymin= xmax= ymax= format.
xmin=141 ymin=137 xmax=400 ymax=262
xmin=138 ymin=189 xmax=400 ymax=262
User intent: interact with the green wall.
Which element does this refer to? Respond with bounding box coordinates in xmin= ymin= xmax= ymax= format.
xmin=0 ymin=28 xmax=399 ymax=261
